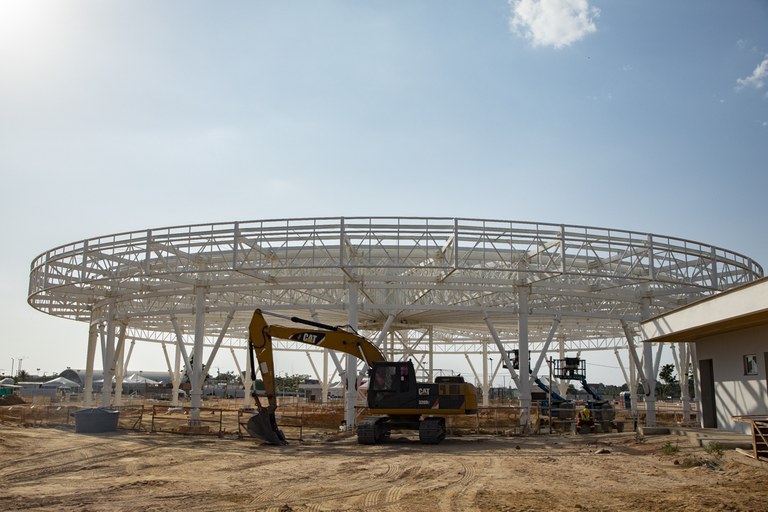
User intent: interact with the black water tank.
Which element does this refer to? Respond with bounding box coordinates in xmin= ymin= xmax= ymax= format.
xmin=73 ymin=407 xmax=119 ymax=433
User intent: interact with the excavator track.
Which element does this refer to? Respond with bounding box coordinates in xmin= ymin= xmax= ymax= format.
xmin=357 ymin=416 xmax=390 ymax=445
xmin=418 ymin=417 xmax=446 ymax=444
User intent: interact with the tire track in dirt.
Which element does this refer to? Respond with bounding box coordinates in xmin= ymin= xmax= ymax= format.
xmin=238 ymin=462 xmax=414 ymax=512
xmin=358 ymin=462 xmax=417 ymax=510
xmin=1 ymin=444 xmax=160 ymax=484
xmin=3 ymin=436 xmax=110 ymax=466
xmin=434 ymin=460 xmax=481 ymax=511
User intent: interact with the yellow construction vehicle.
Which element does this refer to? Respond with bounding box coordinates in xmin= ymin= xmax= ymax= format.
xmin=246 ymin=309 xmax=479 ymax=445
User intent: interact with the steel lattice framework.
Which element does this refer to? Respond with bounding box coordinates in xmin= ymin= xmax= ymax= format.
xmin=28 ymin=217 xmax=762 ymax=359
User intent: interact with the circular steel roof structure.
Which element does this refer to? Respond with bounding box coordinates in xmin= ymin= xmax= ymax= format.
xmin=28 ymin=217 xmax=763 ymax=356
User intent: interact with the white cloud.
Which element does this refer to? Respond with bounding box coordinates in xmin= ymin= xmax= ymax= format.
xmin=736 ymin=55 xmax=768 ymax=90
xmin=509 ymin=0 xmax=599 ymax=49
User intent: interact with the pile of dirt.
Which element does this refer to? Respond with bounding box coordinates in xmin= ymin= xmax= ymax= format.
xmin=0 ymin=394 xmax=26 ymax=406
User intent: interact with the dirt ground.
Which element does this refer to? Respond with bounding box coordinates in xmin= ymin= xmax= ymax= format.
xmin=1 ymin=423 xmax=767 ymax=512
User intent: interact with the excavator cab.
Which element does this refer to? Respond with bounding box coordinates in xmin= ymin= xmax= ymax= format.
xmin=367 ymin=362 xmax=419 ymax=410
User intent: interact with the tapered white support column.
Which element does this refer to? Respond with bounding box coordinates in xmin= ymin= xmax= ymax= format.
xmin=622 ymin=320 xmax=648 ymax=424
xmin=321 ymin=349 xmax=329 ymax=404
xmin=242 ymin=346 xmax=254 ymax=409
xmin=189 ymin=285 xmax=207 ymax=425
xmin=482 ymin=339 xmax=489 ymax=406
xmin=83 ymin=315 xmax=99 ymax=407
xmin=558 ymin=335 xmax=567 ymax=397
xmin=641 ymin=297 xmax=656 ymax=427
xmin=428 ymin=327 xmax=434 ymax=383
xmin=677 ymin=343 xmax=691 ymax=426
xmin=100 ymin=302 xmax=116 ymax=407
xmin=690 ymin=342 xmax=702 ymax=428
xmin=344 ymin=282 xmax=360 ymax=428
xmin=171 ymin=345 xmax=182 ymax=407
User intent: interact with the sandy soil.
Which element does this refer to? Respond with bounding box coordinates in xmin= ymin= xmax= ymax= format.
xmin=1 ymin=423 xmax=767 ymax=512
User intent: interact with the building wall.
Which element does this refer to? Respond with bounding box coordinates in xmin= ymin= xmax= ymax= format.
xmin=696 ymin=324 xmax=768 ymax=434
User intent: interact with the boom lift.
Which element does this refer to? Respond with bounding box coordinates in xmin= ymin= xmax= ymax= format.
xmin=245 ymin=309 xmax=479 ymax=445
xmin=553 ymin=357 xmax=622 ymax=433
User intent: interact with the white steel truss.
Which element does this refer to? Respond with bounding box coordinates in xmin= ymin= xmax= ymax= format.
xmin=29 ymin=217 xmax=762 ymax=358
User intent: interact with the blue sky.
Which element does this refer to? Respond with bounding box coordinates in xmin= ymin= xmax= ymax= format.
xmin=1 ymin=0 xmax=766 ymax=384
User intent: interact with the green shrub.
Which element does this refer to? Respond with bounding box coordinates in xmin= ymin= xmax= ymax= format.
xmin=661 ymin=441 xmax=680 ymax=456
xmin=704 ymin=442 xmax=724 ymax=458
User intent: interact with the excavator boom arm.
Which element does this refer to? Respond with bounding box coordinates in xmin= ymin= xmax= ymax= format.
xmin=246 ymin=309 xmax=385 ymax=444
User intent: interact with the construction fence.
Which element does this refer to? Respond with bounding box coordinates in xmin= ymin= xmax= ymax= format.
xmin=0 ymin=400 xmax=695 ymax=440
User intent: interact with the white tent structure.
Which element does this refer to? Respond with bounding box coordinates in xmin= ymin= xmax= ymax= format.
xmin=123 ymin=373 xmax=161 ymax=385
xmin=41 ymin=376 xmax=80 ymax=390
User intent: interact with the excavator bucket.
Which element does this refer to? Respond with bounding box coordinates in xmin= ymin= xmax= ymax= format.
xmin=246 ymin=410 xmax=287 ymax=445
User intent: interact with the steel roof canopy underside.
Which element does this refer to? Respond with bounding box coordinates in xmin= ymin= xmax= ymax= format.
xmin=28 ymin=217 xmax=763 ymax=355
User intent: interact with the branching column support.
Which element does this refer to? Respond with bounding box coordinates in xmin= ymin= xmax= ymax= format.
xmin=372 ymin=314 xmax=396 ymax=349
xmin=529 ymin=316 xmax=560 ymax=384
xmin=83 ymin=313 xmax=99 ymax=407
xmin=230 ymin=347 xmax=254 ymax=409
xmin=113 ymin=322 xmax=128 ymax=406
xmin=312 ymin=307 xmax=346 ymax=399
xmin=160 ymin=341 xmax=174 ymax=399
xmin=189 ymin=284 xmax=208 ymax=426
xmin=204 ymin=311 xmax=234 ymax=375
xmin=622 ymin=320 xmax=648 ymax=423
xmin=517 ymin=285 xmax=532 ymax=432
xmin=344 ymin=281 xmax=360 ymax=429
xmin=170 ymin=316 xmax=192 ymax=408
xmin=613 ymin=348 xmax=631 ymax=394
xmin=124 ymin=339 xmax=136 ymax=375
xmin=482 ymin=313 xmax=521 ymax=389
xmin=465 ymin=354 xmax=480 ymax=386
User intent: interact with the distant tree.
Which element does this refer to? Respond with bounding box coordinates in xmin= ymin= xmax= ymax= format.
xmin=658 ymin=363 xmax=679 ymax=399
xmin=275 ymin=374 xmax=311 ymax=393
xmin=606 ymin=384 xmax=627 ymax=399
xmin=15 ymin=370 xmax=30 ymax=382
xmin=215 ymin=370 xmax=238 ymax=383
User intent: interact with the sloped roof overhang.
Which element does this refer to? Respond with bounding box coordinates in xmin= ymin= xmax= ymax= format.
xmin=641 ymin=277 xmax=768 ymax=343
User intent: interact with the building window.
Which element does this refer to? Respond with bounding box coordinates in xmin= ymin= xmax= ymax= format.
xmin=744 ymin=354 xmax=758 ymax=376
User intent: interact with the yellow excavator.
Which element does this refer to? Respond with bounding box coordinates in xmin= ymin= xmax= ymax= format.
xmin=246 ymin=309 xmax=479 ymax=445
